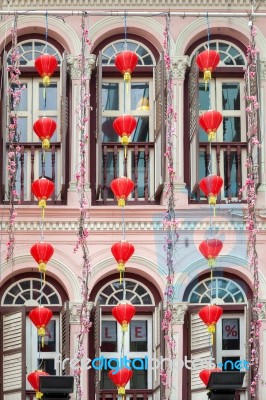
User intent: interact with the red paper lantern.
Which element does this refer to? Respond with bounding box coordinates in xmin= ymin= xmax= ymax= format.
xmin=32 ymin=177 xmax=55 ymax=209
xmin=108 ymin=367 xmax=133 ymax=396
xmin=112 ymin=301 xmax=136 ymax=332
xmin=110 ymin=177 xmax=134 ymax=207
xmin=115 ymin=50 xmax=138 ymax=82
xmin=27 ymin=370 xmax=49 ymax=399
xmin=113 ymin=115 xmax=137 ymax=146
xmin=30 ymin=242 xmax=54 ymax=275
xmin=199 ymin=110 xmax=223 ymax=141
xmin=199 ymin=239 xmax=223 ymax=266
xmin=33 ymin=117 xmax=57 ymax=149
xmin=29 ymin=306 xmax=53 ymax=345
xmin=111 ymin=241 xmax=135 ymax=279
xmin=199 ymin=304 xmax=223 ymax=334
xmin=199 ymin=368 xmax=222 ymax=386
xmin=35 ymin=54 xmax=57 ymax=86
xmin=199 ymin=175 xmax=223 ymax=206
xmin=196 ymin=49 xmax=220 ymax=83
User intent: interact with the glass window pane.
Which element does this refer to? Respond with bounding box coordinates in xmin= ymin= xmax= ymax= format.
xmin=37 ymin=359 xmax=56 ymax=375
xmin=100 ymin=363 xmax=116 ymax=390
xmin=101 ymin=321 xmax=117 ymax=352
xmin=222 ymin=356 xmax=240 ymax=372
xmin=39 ymin=83 xmax=57 ymax=110
xmin=131 ymin=117 xmax=149 ymax=142
xmin=199 ymin=83 xmax=209 ymax=110
xmin=38 ymin=320 xmax=56 ymax=352
xmin=17 ymin=117 xmax=28 ymax=141
xmin=222 ymin=83 xmax=240 ymax=110
xmin=223 ymin=117 xmax=241 ymax=142
xmin=130 ymin=364 xmax=147 ymax=389
xmin=130 ymin=321 xmax=147 ymax=351
xmin=17 ymin=84 xmax=28 ymax=111
xmin=222 ymin=318 xmax=240 ymax=350
xmin=102 ymin=83 xmax=119 ymax=111
xmin=131 ymin=83 xmax=149 ymax=111
xmin=102 ymin=117 xmax=119 ymax=142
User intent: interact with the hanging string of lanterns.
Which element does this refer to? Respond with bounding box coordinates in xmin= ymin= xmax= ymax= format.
xmin=199 ymin=368 xmax=222 ymax=386
xmin=196 ymin=49 xmax=220 ymax=86
xmin=198 ymin=304 xmax=223 ymax=344
xmin=199 ymin=110 xmax=223 ymax=142
xmin=199 ymin=238 xmax=223 ymax=267
xmin=28 ymin=45 xmax=57 ymax=387
xmin=107 ymin=38 xmax=139 ymax=394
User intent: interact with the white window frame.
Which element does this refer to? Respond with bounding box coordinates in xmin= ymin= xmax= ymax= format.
xmin=100 ymin=315 xmax=153 ymax=389
xmin=26 ymin=315 xmax=60 ymax=390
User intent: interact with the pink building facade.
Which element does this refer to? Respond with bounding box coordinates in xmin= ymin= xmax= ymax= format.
xmin=0 ymin=1 xmax=266 ymax=399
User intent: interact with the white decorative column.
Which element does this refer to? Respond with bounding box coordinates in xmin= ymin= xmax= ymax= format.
xmin=66 ymin=54 xmax=96 ymax=206
xmin=259 ymin=300 xmax=266 ymax=398
xmin=256 ymin=58 xmax=266 ymax=207
xmin=69 ymin=301 xmax=94 ymax=399
xmin=170 ymin=302 xmax=188 ymax=400
xmin=172 ymin=56 xmax=189 ymax=207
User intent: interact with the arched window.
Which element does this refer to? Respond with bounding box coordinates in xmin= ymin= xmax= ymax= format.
xmin=1 ymin=39 xmax=68 ymax=206
xmin=0 ymin=276 xmax=67 ymax=399
xmin=101 ymin=40 xmax=155 ymax=66
xmin=91 ymin=276 xmax=162 ymax=399
xmin=188 ymin=276 xmax=246 ymax=304
xmin=96 ymin=278 xmax=154 ymax=305
xmin=7 ymin=39 xmax=62 ymax=66
xmin=187 ymin=39 xmax=248 ymax=203
xmin=1 ymin=277 xmax=62 ymax=306
xmin=185 ymin=274 xmax=249 ymax=400
xmin=91 ymin=37 xmax=164 ymax=205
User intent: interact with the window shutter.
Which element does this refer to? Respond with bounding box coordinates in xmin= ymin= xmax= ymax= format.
xmin=152 ymin=302 xmax=163 ymax=398
xmin=1 ymin=51 xmax=8 ymax=202
xmin=96 ymin=52 xmax=103 ymax=201
xmin=1 ymin=308 xmax=26 ymax=400
xmin=188 ymin=55 xmax=200 ymax=199
xmin=60 ymin=301 xmax=70 ymax=375
xmin=94 ymin=302 xmax=101 ymax=398
xmin=189 ymin=312 xmax=211 ymax=400
xmin=154 ymin=53 xmax=166 ymax=199
xmin=60 ymin=51 xmax=68 ymax=203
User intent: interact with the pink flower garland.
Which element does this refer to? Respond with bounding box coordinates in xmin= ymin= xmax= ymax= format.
xmin=73 ymin=14 xmax=93 ymax=400
xmin=6 ymin=16 xmax=25 ymax=261
xmin=160 ymin=17 xmax=178 ymax=399
xmin=243 ymin=20 xmax=261 ymax=399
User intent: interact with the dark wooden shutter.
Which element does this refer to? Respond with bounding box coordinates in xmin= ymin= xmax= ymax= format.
xmin=60 ymin=51 xmax=68 ymax=203
xmin=96 ymin=52 xmax=103 ymax=201
xmin=189 ymin=311 xmax=211 ymax=400
xmin=94 ymin=302 xmax=101 ymax=399
xmin=188 ymin=55 xmax=199 ymax=198
xmin=1 ymin=308 xmax=26 ymax=400
xmin=1 ymin=51 xmax=8 ymax=201
xmin=154 ymin=53 xmax=166 ymax=199
xmin=60 ymin=301 xmax=70 ymax=375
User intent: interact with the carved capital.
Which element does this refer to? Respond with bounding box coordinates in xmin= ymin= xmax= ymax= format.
xmin=67 ymin=54 xmax=96 ymax=80
xmin=69 ymin=301 xmax=94 ymax=324
xmin=172 ymin=56 xmax=189 ymax=80
xmin=172 ymin=302 xmax=188 ymax=324
xmin=260 ymin=59 xmax=266 ymax=81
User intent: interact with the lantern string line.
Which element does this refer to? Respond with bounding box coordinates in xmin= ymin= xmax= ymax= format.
xmin=206 ymin=13 xmax=210 ymax=50
xmin=123 ymin=12 xmax=127 ymax=50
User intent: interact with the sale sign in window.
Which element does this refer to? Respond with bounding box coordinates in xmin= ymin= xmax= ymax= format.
xmin=222 ymin=318 xmax=240 ymax=350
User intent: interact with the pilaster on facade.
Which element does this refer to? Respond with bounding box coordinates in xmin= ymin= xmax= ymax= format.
xmin=172 ymin=56 xmax=189 ymax=80
xmin=69 ymin=301 xmax=94 ymax=324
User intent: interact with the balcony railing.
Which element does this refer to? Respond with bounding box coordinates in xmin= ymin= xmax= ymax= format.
xmin=97 ymin=142 xmax=156 ymax=204
xmin=2 ymin=142 xmax=65 ymax=205
xmin=191 ymin=142 xmax=247 ymax=203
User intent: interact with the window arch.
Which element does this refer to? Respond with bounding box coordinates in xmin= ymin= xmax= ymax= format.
xmin=7 ymin=39 xmax=62 ymax=66
xmin=1 ymin=278 xmax=62 ymax=306
xmin=96 ymin=278 xmax=154 ymax=305
xmin=187 ymin=276 xmax=247 ymax=304
xmin=101 ymin=39 xmax=155 ymax=66
xmin=191 ymin=39 xmax=246 ymax=66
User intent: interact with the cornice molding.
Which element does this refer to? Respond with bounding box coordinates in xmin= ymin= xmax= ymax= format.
xmin=2 ymin=0 xmax=255 ymax=9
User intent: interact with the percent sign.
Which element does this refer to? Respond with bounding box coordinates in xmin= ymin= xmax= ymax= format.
xmin=225 ymin=324 xmax=237 ymax=337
